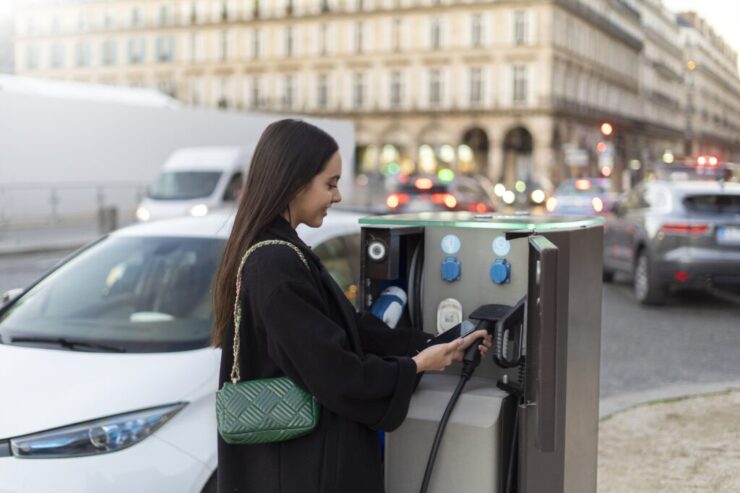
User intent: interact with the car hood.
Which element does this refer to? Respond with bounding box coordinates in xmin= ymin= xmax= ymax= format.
xmin=0 ymin=344 xmax=219 ymax=438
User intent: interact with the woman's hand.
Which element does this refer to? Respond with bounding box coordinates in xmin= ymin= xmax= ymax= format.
xmin=412 ymin=330 xmax=492 ymax=373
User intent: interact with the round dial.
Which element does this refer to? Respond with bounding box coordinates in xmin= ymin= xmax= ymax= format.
xmin=492 ymin=236 xmax=511 ymax=257
xmin=441 ymin=234 xmax=461 ymax=255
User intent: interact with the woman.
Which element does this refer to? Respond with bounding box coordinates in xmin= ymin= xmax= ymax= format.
xmin=212 ymin=119 xmax=491 ymax=493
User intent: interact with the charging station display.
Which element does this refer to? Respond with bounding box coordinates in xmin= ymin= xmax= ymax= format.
xmin=359 ymin=212 xmax=604 ymax=493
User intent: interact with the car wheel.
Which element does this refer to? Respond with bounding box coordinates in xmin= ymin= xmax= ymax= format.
xmin=633 ymin=251 xmax=664 ymax=305
xmin=603 ymin=269 xmax=615 ymax=283
xmin=201 ymin=471 xmax=217 ymax=493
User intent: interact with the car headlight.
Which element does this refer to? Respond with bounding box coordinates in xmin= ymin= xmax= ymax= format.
xmin=135 ymin=206 xmax=151 ymax=222
xmin=189 ymin=204 xmax=209 ymax=217
xmin=9 ymin=402 xmax=186 ymax=459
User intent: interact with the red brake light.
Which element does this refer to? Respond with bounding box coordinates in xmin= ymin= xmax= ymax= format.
xmin=386 ymin=193 xmax=409 ymax=209
xmin=660 ymin=223 xmax=709 ymax=235
xmin=415 ymin=178 xmax=434 ymax=190
xmin=475 ymin=202 xmax=488 ymax=213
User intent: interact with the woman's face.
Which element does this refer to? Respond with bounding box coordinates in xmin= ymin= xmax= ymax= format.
xmin=288 ymin=151 xmax=342 ymax=228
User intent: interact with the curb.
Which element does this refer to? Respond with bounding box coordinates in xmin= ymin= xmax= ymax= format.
xmin=599 ymin=379 xmax=740 ymax=420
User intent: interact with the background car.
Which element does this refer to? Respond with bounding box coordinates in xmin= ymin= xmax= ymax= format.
xmin=0 ymin=209 xmax=364 ymax=493
xmin=545 ymin=177 xmax=616 ymax=216
xmin=603 ymin=180 xmax=740 ymax=304
xmin=385 ymin=175 xmax=497 ymax=213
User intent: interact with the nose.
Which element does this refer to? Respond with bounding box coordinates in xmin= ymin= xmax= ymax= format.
xmin=333 ymin=188 xmax=342 ymax=204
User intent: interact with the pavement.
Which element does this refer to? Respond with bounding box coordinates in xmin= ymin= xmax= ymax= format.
xmin=1 ymin=222 xmax=738 ymax=491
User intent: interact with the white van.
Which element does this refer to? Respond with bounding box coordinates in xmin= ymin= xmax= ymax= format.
xmin=135 ymin=146 xmax=252 ymax=222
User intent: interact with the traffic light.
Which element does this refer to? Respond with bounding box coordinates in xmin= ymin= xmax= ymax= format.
xmin=600 ymin=122 xmax=613 ymax=136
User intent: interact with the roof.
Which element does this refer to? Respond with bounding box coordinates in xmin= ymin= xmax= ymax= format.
xmin=0 ymin=74 xmax=181 ymax=108
xmin=163 ymin=147 xmax=253 ymax=171
xmin=653 ymin=180 xmax=740 ymax=194
xmin=113 ymin=209 xmax=366 ymax=247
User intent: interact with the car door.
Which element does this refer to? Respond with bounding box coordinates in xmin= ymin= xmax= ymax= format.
xmin=608 ymin=186 xmax=648 ymax=272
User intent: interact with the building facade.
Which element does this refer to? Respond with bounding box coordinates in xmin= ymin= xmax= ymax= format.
xmin=678 ymin=11 xmax=740 ymax=162
xmin=13 ymin=0 xmax=740 ymax=190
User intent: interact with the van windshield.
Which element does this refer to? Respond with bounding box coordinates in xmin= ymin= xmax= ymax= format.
xmin=147 ymin=171 xmax=222 ymax=200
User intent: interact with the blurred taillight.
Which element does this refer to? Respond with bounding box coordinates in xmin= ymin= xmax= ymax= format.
xmin=475 ymin=202 xmax=488 ymax=213
xmin=386 ymin=193 xmax=409 ymax=209
xmin=444 ymin=195 xmax=457 ymax=209
xmin=660 ymin=223 xmax=709 ymax=235
xmin=415 ymin=178 xmax=434 ymax=190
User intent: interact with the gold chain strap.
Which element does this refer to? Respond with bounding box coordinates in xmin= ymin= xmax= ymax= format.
xmin=230 ymin=240 xmax=309 ymax=384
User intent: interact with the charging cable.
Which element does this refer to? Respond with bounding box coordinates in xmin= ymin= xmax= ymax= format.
xmin=419 ymin=334 xmax=485 ymax=493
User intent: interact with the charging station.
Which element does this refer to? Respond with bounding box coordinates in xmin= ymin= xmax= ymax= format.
xmin=359 ymin=211 xmax=604 ymax=493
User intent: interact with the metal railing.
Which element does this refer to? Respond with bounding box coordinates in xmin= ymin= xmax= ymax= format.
xmin=0 ymin=182 xmax=146 ymax=229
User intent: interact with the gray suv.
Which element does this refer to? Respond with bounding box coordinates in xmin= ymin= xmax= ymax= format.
xmin=603 ymin=180 xmax=740 ymax=304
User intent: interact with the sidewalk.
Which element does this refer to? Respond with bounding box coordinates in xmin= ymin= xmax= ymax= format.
xmin=0 ymin=222 xmax=102 ymax=256
xmin=598 ymin=388 xmax=740 ymax=492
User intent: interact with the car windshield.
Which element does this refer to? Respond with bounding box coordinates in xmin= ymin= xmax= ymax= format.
xmin=147 ymin=171 xmax=223 ymax=200
xmin=0 ymin=236 xmax=224 ymax=353
xmin=556 ymin=180 xmax=609 ymax=195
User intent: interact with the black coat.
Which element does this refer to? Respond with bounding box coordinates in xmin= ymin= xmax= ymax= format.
xmin=217 ymin=217 xmax=431 ymax=493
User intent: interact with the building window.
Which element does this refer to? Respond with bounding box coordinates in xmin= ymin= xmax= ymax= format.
xmin=285 ymin=26 xmax=293 ymax=57
xmin=128 ymin=39 xmax=146 ymax=64
xmin=392 ymin=18 xmax=402 ymax=52
xmin=221 ymin=1 xmax=228 ymax=21
xmin=77 ymin=13 xmax=86 ymax=32
xmin=189 ymin=33 xmax=197 ymax=62
xmin=355 ymin=22 xmax=364 ymax=54
xmin=103 ymin=11 xmax=113 ymax=29
xmin=251 ymin=77 xmax=261 ymax=108
xmin=283 ymin=75 xmax=294 ymax=109
xmin=156 ymin=36 xmax=174 ymax=63
xmin=318 ymin=74 xmax=328 ymax=109
xmin=101 ymin=40 xmax=117 ymax=66
xmin=130 ymin=8 xmax=141 ymax=27
xmin=252 ymin=0 xmax=260 ymax=19
xmin=25 ymin=45 xmax=40 ymax=70
xmin=285 ymin=0 xmax=294 ymax=15
xmin=390 ymin=70 xmax=402 ymax=107
xmin=319 ymin=24 xmax=328 ymax=56
xmin=158 ymin=6 xmax=171 ymax=26
xmin=50 ymin=43 xmax=65 ymax=68
xmin=218 ymin=77 xmax=230 ymax=108
xmin=321 ymin=0 xmax=330 ymax=13
xmin=429 ymin=69 xmax=442 ymax=106
xmin=75 ymin=42 xmax=91 ymax=67
xmin=512 ymin=65 xmax=528 ymax=104
xmin=470 ymin=67 xmax=483 ymax=105
xmin=220 ymin=31 xmax=229 ymax=61
xmin=356 ymin=0 xmax=364 ymax=10
xmin=471 ymin=13 xmax=483 ymax=47
xmin=190 ymin=2 xmax=197 ymax=24
xmin=353 ymin=72 xmax=364 ymax=108
xmin=514 ymin=11 xmax=527 ymax=45
xmin=252 ymin=29 xmax=260 ymax=59
xmin=430 ymin=17 xmax=441 ymax=50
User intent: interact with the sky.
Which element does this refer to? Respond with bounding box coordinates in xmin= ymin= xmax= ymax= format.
xmin=0 ymin=0 xmax=738 ymax=56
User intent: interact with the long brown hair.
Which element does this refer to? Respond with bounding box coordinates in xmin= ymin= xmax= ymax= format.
xmin=211 ymin=119 xmax=339 ymax=348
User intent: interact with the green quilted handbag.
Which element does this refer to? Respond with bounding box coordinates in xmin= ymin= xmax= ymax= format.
xmin=216 ymin=240 xmax=320 ymax=445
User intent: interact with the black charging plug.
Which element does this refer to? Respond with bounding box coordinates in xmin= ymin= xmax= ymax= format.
xmin=461 ymin=337 xmax=484 ymax=380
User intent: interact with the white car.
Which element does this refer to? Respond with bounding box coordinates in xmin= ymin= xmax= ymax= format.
xmin=0 ymin=210 xmax=364 ymax=493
